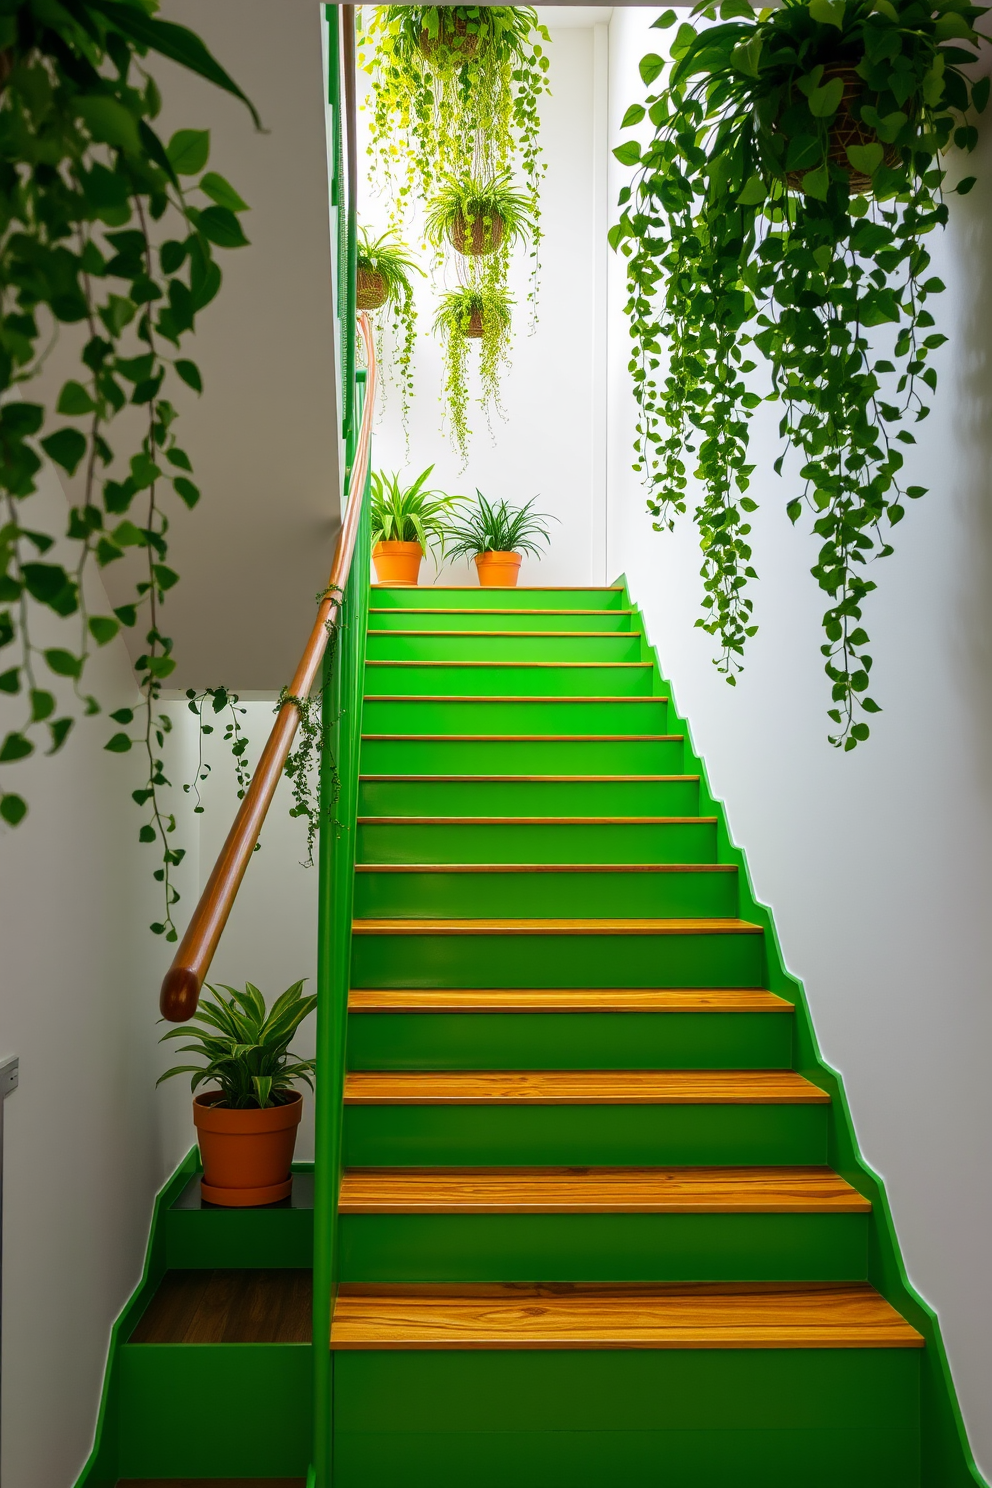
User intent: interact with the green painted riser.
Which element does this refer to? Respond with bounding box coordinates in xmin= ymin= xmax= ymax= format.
xmin=358 ymin=777 xmax=700 ymax=816
xmin=369 ymin=608 xmax=637 ymax=632
xmin=370 ymin=587 xmax=626 ymax=609
xmin=366 ymin=633 xmax=645 ymax=661
xmin=342 ymin=1103 xmax=827 ymax=1166
xmin=360 ymin=737 xmax=687 ymax=774
xmin=350 ymin=930 xmax=764 ymax=989
xmin=361 ymin=698 xmax=669 ymax=733
xmin=164 ymin=1203 xmax=313 ymax=1269
xmin=346 ymin=1010 xmax=792 ymax=1070
xmin=353 ymin=867 xmax=738 ymax=919
xmin=333 ymin=1349 xmax=920 ymax=1487
xmin=356 ymin=820 xmax=718 ymax=866
xmin=338 ymin=1211 xmax=868 ymax=1283
xmin=366 ymin=663 xmax=657 ymax=698
xmin=118 ymin=1343 xmax=311 ymax=1478
xmin=333 ymin=1426 xmax=920 ymax=1488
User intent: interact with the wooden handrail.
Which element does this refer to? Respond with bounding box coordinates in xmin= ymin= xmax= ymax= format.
xmin=159 ymin=312 xmax=377 ymax=1021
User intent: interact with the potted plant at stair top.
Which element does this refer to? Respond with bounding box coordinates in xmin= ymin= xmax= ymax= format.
xmin=433 ymin=287 xmax=513 ymax=466
xmin=356 ymin=226 xmax=424 ymax=436
xmin=358 ymin=6 xmax=551 ymax=233
xmin=370 ymin=466 xmax=463 ymax=585
xmin=158 ymin=980 xmax=316 ymax=1207
xmin=611 ymin=0 xmax=988 ymax=750
xmin=444 ymin=490 xmax=555 ymax=587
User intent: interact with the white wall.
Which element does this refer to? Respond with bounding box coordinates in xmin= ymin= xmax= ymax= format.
xmin=359 ymin=16 xmax=606 ymax=587
xmin=606 ymin=6 xmax=992 ymax=1473
xmin=0 ymin=469 xmax=199 ymax=1487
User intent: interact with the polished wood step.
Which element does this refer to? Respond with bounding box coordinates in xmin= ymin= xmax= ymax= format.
xmin=338 ymin=1165 xmax=870 ymax=1214
xmin=330 ymin=1282 xmax=923 ymax=1350
xmin=347 ymin=988 xmax=793 ymax=1013
xmin=352 ymin=918 xmax=760 ymax=937
xmin=129 ymin=1269 xmax=312 ymax=1344
xmin=343 ymin=1070 xmax=828 ymax=1105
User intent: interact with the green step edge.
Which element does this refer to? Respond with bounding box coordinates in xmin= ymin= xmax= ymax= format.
xmin=612 ymin=573 xmax=984 ymax=1488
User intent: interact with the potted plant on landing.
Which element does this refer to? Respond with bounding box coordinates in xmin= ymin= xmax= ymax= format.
xmin=370 ymin=466 xmax=463 ymax=585
xmin=158 ymin=980 xmax=316 ymax=1207
xmin=444 ymin=490 xmax=554 ymax=587
xmin=434 ymin=287 xmax=513 ymax=464
xmin=356 ymin=227 xmax=423 ymax=432
xmin=611 ymin=0 xmax=988 ymax=749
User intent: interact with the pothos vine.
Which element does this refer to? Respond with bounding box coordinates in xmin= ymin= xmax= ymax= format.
xmin=0 ymin=0 xmax=259 ymax=936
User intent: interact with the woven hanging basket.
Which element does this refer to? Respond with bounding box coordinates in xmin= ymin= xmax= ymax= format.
xmin=418 ymin=15 xmax=480 ymax=63
xmin=356 ymin=268 xmax=388 ymax=311
xmin=464 ymin=309 xmax=485 ymax=339
xmin=785 ymin=64 xmax=901 ymax=194
xmin=448 ymin=210 xmax=506 ymax=257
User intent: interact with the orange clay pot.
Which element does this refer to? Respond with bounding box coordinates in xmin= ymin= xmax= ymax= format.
xmin=193 ymin=1089 xmax=302 ymax=1207
xmin=373 ymin=540 xmax=423 ymax=586
xmin=475 ymin=550 xmax=522 ymax=588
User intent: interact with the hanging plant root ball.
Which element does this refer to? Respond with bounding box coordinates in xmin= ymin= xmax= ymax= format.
xmin=784 ymin=65 xmax=902 ymax=195
xmin=449 ymin=210 xmax=506 ymax=256
xmin=418 ymin=15 xmax=481 ymax=64
xmin=356 ymin=268 xmax=389 ymax=311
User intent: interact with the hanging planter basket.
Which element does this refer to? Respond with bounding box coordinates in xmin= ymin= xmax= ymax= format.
xmin=784 ymin=64 xmax=901 ymax=194
xmin=356 ymin=267 xmax=389 ymax=310
xmin=464 ymin=308 xmax=486 ymax=339
xmin=417 ymin=14 xmax=481 ymax=64
xmin=448 ymin=209 xmax=506 ymax=256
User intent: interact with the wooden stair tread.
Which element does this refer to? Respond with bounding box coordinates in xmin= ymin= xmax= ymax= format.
xmin=360 ymin=774 xmax=699 ymax=782
xmin=351 ymin=918 xmax=761 ymax=936
xmin=357 ymin=816 xmax=717 ymax=825
xmin=338 ymin=1166 xmax=870 ymax=1214
xmin=348 ymin=988 xmax=793 ymax=1013
xmin=343 ymin=1070 xmax=828 ymax=1105
xmin=129 ymin=1269 xmax=312 ymax=1345
xmin=330 ymin=1282 xmax=923 ymax=1350
xmin=354 ymin=863 xmax=736 ymax=875
xmin=362 ymin=734 xmax=685 ymax=742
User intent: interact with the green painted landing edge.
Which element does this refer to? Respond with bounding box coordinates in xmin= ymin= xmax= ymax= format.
xmin=615 ymin=572 xmax=985 ymax=1488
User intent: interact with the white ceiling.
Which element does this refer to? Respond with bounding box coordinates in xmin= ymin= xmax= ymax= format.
xmin=538 ymin=6 xmax=614 ymax=23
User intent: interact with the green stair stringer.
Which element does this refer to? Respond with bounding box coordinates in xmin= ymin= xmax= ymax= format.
xmin=615 ymin=572 xmax=985 ymax=1488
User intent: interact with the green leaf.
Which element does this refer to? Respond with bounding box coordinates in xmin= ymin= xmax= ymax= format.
xmin=639 ymin=52 xmax=664 ymax=85
xmin=75 ymin=96 xmax=141 ymax=153
xmin=175 ymin=360 xmax=203 ymax=392
xmin=808 ymin=0 xmax=845 ymax=25
xmin=30 ymin=689 xmax=54 ymax=721
xmin=972 ymin=76 xmax=990 ymax=113
xmin=956 ymin=176 xmax=977 ymax=195
xmin=731 ymin=35 xmax=763 ymax=76
xmin=105 ymin=732 xmax=132 ymax=753
xmin=57 ymin=381 xmax=96 ymax=416
xmin=41 ymin=428 xmax=88 ymax=475
xmin=720 ymin=0 xmax=754 ymax=16
xmin=44 ymin=648 xmax=82 ymax=679
xmin=0 ymin=732 xmax=32 ymax=763
xmin=166 ymin=128 xmax=211 ymax=175
xmin=934 ymin=11 xmax=974 ymax=39
xmin=651 ymin=8 xmax=677 ymax=26
xmin=200 ymin=171 xmax=249 ymax=212
xmin=0 ymin=793 xmax=27 ymax=826
xmin=173 ymin=477 xmax=200 ymax=509
xmin=808 ymin=76 xmax=845 ymax=118
xmin=846 ymin=142 xmax=883 ymax=177
xmin=197 ymin=206 xmax=250 ymax=249
xmin=110 ymin=708 xmax=134 ymax=724
xmin=801 ymin=164 xmax=830 ymax=199
xmin=737 ymin=174 xmax=767 ymax=205
xmin=47 ymin=717 xmax=73 ymax=754
xmin=621 ymin=104 xmax=646 ymax=128
xmin=89 ymin=616 xmax=119 ymax=646
xmin=0 ymin=668 xmax=18 ymax=694
xmin=613 ymin=141 xmax=642 ymax=167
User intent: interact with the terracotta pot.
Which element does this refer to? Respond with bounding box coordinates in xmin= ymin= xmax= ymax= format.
xmin=448 ymin=210 xmax=505 ymax=257
xmin=373 ymin=540 xmax=423 ymax=586
xmin=357 ymin=268 xmax=388 ymax=310
xmin=418 ymin=15 xmax=480 ymax=62
xmin=475 ymin=550 xmax=522 ymax=588
xmin=193 ymin=1089 xmax=302 ymax=1207
xmin=785 ymin=64 xmax=901 ymax=195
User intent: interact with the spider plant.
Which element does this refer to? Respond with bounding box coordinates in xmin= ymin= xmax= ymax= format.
xmin=370 ymin=466 xmax=463 ymax=556
xmin=356 ymin=226 xmax=423 ymax=435
xmin=433 ymin=286 xmax=513 ymax=464
xmin=157 ymin=980 xmax=316 ymax=1110
xmin=444 ymin=491 xmax=555 ymax=559
xmin=425 ymin=170 xmax=536 ymax=259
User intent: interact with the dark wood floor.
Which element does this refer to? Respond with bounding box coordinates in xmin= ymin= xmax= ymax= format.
xmin=129 ymin=1269 xmax=312 ymax=1344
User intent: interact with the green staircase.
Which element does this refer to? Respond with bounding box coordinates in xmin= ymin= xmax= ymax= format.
xmin=328 ymin=581 xmax=982 ymax=1488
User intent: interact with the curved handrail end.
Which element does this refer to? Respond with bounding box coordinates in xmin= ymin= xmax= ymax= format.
xmin=161 ymin=965 xmax=201 ymax=1023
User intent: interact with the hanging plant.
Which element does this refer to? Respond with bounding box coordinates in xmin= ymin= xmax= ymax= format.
xmin=434 ymin=287 xmax=513 ymax=464
xmin=356 ymin=227 xmax=423 ymax=439
xmin=612 ymin=0 xmax=988 ymax=749
xmin=0 ymin=0 xmax=258 ymax=940
xmin=358 ymin=6 xmax=550 ymax=252
xmin=426 ymin=169 xmax=535 ymax=268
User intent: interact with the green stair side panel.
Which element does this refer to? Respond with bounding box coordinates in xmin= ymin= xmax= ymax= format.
xmin=612 ymin=574 xmax=985 ymax=1488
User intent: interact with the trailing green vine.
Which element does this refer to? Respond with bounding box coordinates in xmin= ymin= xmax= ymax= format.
xmin=0 ymin=1 xmax=257 ymax=927
xmin=612 ymin=0 xmax=987 ymax=747
xmin=356 ymin=226 xmax=422 ymax=442
xmin=434 ymin=285 xmax=513 ymax=464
